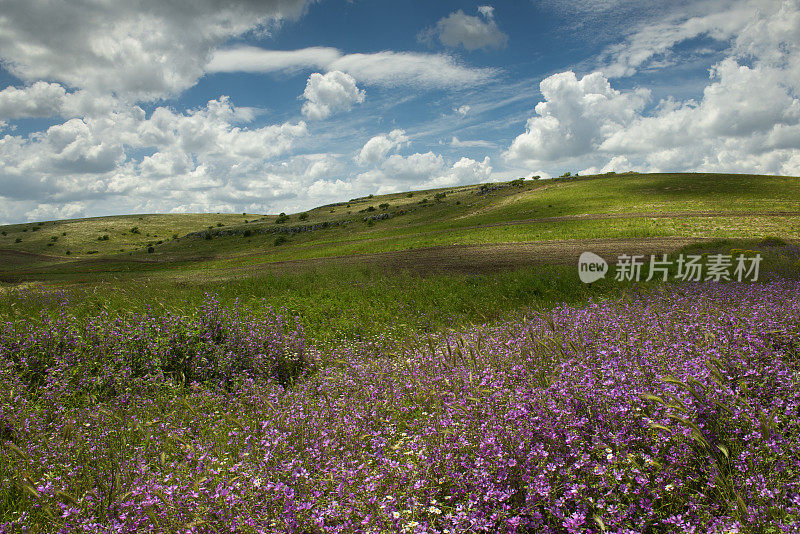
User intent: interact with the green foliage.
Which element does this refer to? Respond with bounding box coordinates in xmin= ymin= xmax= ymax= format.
xmin=274 ymin=235 xmax=288 ymax=246
xmin=130 ymin=227 xmax=140 ymax=234
xmin=298 ymin=212 xmax=309 ymax=221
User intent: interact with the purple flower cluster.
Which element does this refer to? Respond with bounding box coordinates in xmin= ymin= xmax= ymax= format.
xmin=1 ymin=282 xmax=798 ymax=533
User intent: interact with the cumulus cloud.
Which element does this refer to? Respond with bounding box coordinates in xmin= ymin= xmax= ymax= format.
xmin=455 ymin=105 xmax=471 ymax=116
xmin=353 ymin=136 xmax=492 ymax=194
xmin=0 ymin=82 xmax=121 ymax=121
xmin=208 ymin=46 xmax=496 ymax=88
xmin=354 ymin=152 xmax=492 ymax=193
xmin=0 ymin=0 xmax=313 ymax=100
xmin=355 ymin=130 xmax=409 ymax=166
xmin=301 ymin=71 xmax=365 ymax=120
xmin=420 ymin=5 xmax=508 ymax=51
xmin=505 ymin=71 xmax=650 ymax=165
xmin=507 ymin=1 xmax=800 ymax=176
xmin=0 ymin=97 xmax=307 ymax=213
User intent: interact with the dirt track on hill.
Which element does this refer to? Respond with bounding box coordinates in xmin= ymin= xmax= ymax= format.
xmin=193 ymin=236 xmax=715 ymax=280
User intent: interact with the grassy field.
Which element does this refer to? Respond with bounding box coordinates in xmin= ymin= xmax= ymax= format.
xmin=2 ymin=172 xmax=800 ymax=532
xmin=1 ymin=172 xmax=799 ymax=345
xmin=2 ymin=173 xmax=799 ymax=264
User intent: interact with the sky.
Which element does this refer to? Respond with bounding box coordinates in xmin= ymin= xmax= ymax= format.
xmin=0 ymin=0 xmax=799 ymax=224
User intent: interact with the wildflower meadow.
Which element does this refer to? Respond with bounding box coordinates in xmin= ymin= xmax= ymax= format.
xmin=1 ymin=281 xmax=799 ymax=532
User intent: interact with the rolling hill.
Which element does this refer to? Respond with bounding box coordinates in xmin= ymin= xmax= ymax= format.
xmin=1 ymin=172 xmax=798 ymax=285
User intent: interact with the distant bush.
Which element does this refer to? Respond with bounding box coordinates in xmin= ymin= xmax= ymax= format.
xmin=65 ymin=250 xmax=70 ymax=255
xmin=172 ymin=233 xmax=178 ymax=240
xmin=407 ymin=192 xmax=414 ymax=198
xmin=379 ymin=203 xmax=389 ymax=210
xmin=243 ymin=229 xmax=252 ymax=237
xmin=532 ymin=175 xmax=541 ymax=180
xmin=98 ymin=235 xmax=109 ymax=241
xmin=434 ymin=192 xmax=446 ymax=202
xmin=216 ymin=222 xmax=224 ymax=227
xmin=86 ymin=250 xmax=98 ymax=254
xmin=130 ymin=227 xmax=140 ymax=234
xmin=14 ymin=238 xmax=21 ymax=243
xmin=275 ymin=213 xmax=290 ymax=224
xmin=0 ymin=231 xmax=5 ymax=236
xmin=366 ymin=206 xmax=376 ymax=212
xmin=62 ymin=232 xmax=67 ymax=236
xmin=298 ymin=212 xmax=309 ymax=221
xmin=274 ymin=235 xmax=288 ymax=246
xmin=368 ymin=194 xmax=374 ymax=198
xmin=560 ymin=172 xmax=572 ymax=178
xmin=51 ymin=236 xmax=58 ymax=242
xmin=510 ymin=178 xmax=524 ymax=187
xmin=147 ymin=246 xmax=155 ymax=253
xmin=32 ymin=226 xmax=41 ymax=231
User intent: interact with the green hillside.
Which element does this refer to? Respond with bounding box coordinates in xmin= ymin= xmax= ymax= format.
xmin=2 ymin=172 xmax=799 ymax=272
xmin=2 ymin=171 xmax=800 ymax=343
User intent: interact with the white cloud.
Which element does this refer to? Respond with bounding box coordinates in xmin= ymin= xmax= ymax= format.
xmin=353 ymin=140 xmax=492 ymax=194
xmin=505 ymin=71 xmax=650 ymax=165
xmin=206 ymin=46 xmax=340 ymax=74
xmin=506 ymin=0 xmax=800 ymax=178
xmin=455 ymin=105 xmax=471 ymax=116
xmin=0 ymin=97 xmax=308 ymax=213
xmin=369 ymin=152 xmax=491 ymax=192
xmin=208 ymin=46 xmax=496 ymax=88
xmin=301 ymin=71 xmax=365 ymax=120
xmin=425 ymin=156 xmax=492 ymax=189
xmin=451 ymin=136 xmax=495 ymax=148
xmin=598 ymin=0 xmax=797 ymax=78
xmin=421 ymin=6 xmax=508 ymax=51
xmin=355 ymin=129 xmax=409 ymax=166
xmin=0 ymin=82 xmax=119 ymax=120
xmin=24 ymin=202 xmax=86 ymax=223
xmin=0 ymin=0 xmax=313 ymax=101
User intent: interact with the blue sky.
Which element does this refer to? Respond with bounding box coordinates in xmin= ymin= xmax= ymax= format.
xmin=0 ymin=0 xmax=798 ymax=223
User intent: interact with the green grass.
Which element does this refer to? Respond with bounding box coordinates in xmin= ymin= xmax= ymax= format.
xmin=3 ymin=173 xmax=799 ymax=264
xmin=1 ymin=172 xmax=799 ymax=345
xmin=0 ymin=263 xmax=617 ymax=346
